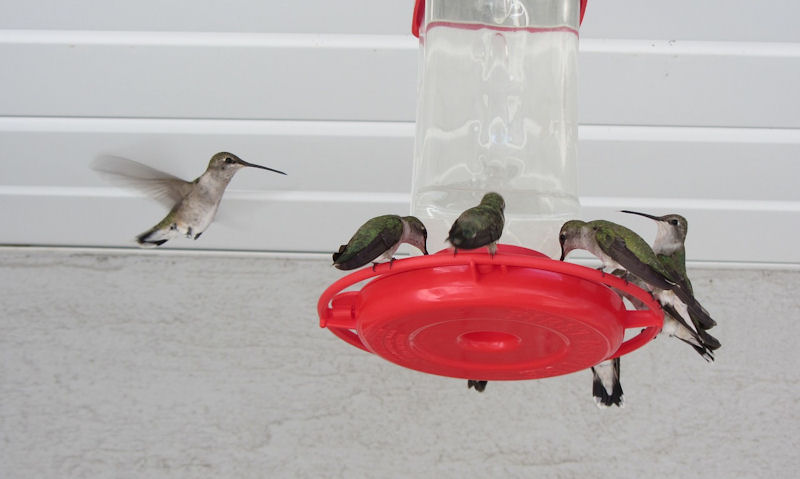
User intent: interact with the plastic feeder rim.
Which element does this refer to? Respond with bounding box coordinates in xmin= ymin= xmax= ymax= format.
xmin=318 ymin=245 xmax=663 ymax=381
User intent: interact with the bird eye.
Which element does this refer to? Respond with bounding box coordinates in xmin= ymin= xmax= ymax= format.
xmin=225 ymin=157 xmax=235 ymax=164
xmin=669 ymin=219 xmax=679 ymax=225
xmin=559 ymin=234 xmax=566 ymax=242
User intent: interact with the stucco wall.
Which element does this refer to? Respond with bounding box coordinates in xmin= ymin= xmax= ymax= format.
xmin=1 ymin=248 xmax=797 ymax=477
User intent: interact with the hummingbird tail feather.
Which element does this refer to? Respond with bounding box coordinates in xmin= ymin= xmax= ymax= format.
xmin=671 ymin=286 xmax=717 ymax=330
xmin=674 ymin=337 xmax=715 ymax=362
xmin=662 ymin=313 xmax=716 ymax=361
xmin=591 ymin=359 xmax=623 ymax=408
xmin=331 ymin=245 xmax=347 ymax=263
xmin=689 ymin=302 xmax=717 ymax=330
xmin=697 ymin=328 xmax=722 ymax=351
xmin=467 ymin=380 xmax=488 ymax=392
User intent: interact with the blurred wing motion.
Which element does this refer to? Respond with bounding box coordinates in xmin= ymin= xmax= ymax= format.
xmin=91 ymin=155 xmax=193 ymax=209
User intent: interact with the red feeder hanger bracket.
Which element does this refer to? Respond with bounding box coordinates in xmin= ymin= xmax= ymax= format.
xmin=318 ymin=245 xmax=663 ymax=381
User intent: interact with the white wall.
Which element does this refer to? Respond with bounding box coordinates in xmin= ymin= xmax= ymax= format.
xmin=1 ymin=1 xmax=799 ymax=264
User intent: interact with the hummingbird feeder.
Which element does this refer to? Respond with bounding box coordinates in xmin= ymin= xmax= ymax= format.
xmin=319 ymin=245 xmax=661 ymax=380
xmin=319 ymin=0 xmax=664 ymax=382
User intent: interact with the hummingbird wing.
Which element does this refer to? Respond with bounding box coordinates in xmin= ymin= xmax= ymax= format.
xmin=448 ymin=206 xmax=503 ymax=249
xmin=658 ymin=251 xmax=693 ymax=294
xmin=656 ymin=252 xmax=718 ymax=330
xmin=333 ymin=215 xmax=403 ymax=270
xmin=597 ymin=228 xmax=716 ymax=328
xmin=91 ymin=155 xmax=194 ymax=209
xmin=593 ymin=224 xmax=676 ymax=291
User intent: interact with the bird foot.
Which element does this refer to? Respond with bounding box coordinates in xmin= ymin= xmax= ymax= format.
xmin=595 ymin=266 xmax=606 ymax=277
xmin=371 ymin=258 xmax=397 ymax=272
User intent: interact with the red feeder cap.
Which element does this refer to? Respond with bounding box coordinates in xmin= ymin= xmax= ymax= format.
xmin=412 ymin=0 xmax=589 ymax=38
xmin=318 ymin=245 xmax=662 ymax=381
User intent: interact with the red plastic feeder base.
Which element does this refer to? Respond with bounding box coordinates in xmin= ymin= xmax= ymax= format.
xmin=318 ymin=245 xmax=662 ymax=381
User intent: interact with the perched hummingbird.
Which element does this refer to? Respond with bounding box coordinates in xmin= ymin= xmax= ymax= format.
xmin=447 ymin=192 xmax=505 ymax=255
xmin=591 ymin=358 xmax=623 ymax=408
xmin=620 ymin=210 xmax=721 ymax=353
xmin=612 ymin=270 xmax=715 ymax=362
xmin=467 ymin=380 xmax=488 ymax=393
xmin=447 ymin=192 xmax=505 ymax=394
xmin=92 ymin=152 xmax=285 ymax=247
xmin=559 ymin=217 xmax=718 ymax=407
xmin=332 ymin=215 xmax=429 ymax=270
xmin=558 ymin=219 xmax=716 ymax=333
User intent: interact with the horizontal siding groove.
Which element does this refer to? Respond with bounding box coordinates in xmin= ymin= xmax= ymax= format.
xmin=581 ymin=197 xmax=800 ymax=212
xmin=3 ymin=30 xmax=799 ymax=58
xmin=580 ymin=39 xmax=800 ymax=57
xmin=579 ymin=125 xmax=800 ymax=144
xmin=0 ymin=116 xmax=416 ymax=136
xmin=3 ymin=186 xmax=798 ymax=214
xmin=0 ymin=186 xmax=410 ymax=204
xmin=3 ymin=116 xmax=799 ymax=143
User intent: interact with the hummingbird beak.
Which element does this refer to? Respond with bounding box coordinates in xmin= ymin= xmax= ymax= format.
xmin=236 ymin=159 xmax=287 ymax=175
xmin=620 ymin=210 xmax=661 ymax=221
xmin=559 ymin=248 xmax=566 ymax=261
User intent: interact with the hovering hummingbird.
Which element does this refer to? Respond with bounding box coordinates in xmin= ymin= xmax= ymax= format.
xmin=558 ymin=219 xmax=716 ymax=333
xmin=620 ymin=210 xmax=721 ymax=354
xmin=447 ymin=192 xmax=505 ymax=255
xmin=332 ymin=215 xmax=429 ymax=270
xmin=92 ymin=152 xmax=286 ymax=247
xmin=467 ymin=380 xmax=488 ymax=393
xmin=591 ymin=358 xmax=623 ymax=408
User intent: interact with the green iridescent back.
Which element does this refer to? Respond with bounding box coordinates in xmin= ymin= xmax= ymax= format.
xmin=333 ymin=215 xmax=403 ymax=267
xmin=589 ymin=220 xmax=674 ymax=280
xmin=658 ymin=248 xmax=693 ymax=294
